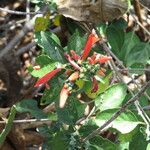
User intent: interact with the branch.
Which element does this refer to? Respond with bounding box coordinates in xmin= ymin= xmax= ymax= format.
xmin=26 ymin=0 xmax=31 ymax=21
xmin=83 ymin=80 xmax=150 ymax=142
xmin=0 ymin=118 xmax=52 ymax=129
xmin=0 ymin=20 xmax=33 ymax=58
xmin=0 ymin=7 xmax=42 ymax=15
xmin=0 ymin=6 xmax=48 ymax=58
xmin=16 ymin=41 xmax=36 ymax=56
xmin=138 ymin=0 xmax=150 ymax=12
xmin=131 ymin=14 xmax=150 ymax=36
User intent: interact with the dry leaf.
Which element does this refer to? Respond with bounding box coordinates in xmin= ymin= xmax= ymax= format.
xmin=56 ymin=0 xmax=129 ymax=23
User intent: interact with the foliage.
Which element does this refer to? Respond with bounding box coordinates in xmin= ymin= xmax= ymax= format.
xmin=1 ymin=0 xmax=150 ymax=149
xmin=0 ymin=106 xmax=16 ymax=148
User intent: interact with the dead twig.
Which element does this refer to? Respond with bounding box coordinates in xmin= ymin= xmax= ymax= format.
xmin=0 ymin=6 xmax=48 ymax=59
xmin=133 ymin=0 xmax=145 ymax=38
xmin=0 ymin=118 xmax=52 ymax=129
xmin=0 ymin=7 xmax=42 ymax=15
xmin=16 ymin=41 xmax=36 ymax=56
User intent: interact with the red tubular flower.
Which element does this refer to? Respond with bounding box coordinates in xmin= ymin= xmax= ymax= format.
xmin=96 ymin=56 xmax=112 ymax=64
xmin=59 ymin=83 xmax=70 ymax=108
xmin=91 ymin=52 xmax=97 ymax=61
xmin=70 ymin=50 xmax=81 ymax=60
xmin=97 ymin=69 xmax=105 ymax=76
xmin=65 ymin=69 xmax=72 ymax=76
xmin=81 ymin=34 xmax=100 ymax=60
xmin=64 ymin=53 xmax=81 ymax=71
xmin=68 ymin=71 xmax=79 ymax=82
xmin=87 ymin=57 xmax=95 ymax=64
xmin=45 ymin=83 xmax=50 ymax=89
xmin=91 ymin=77 xmax=99 ymax=93
xmin=34 ymin=68 xmax=62 ymax=87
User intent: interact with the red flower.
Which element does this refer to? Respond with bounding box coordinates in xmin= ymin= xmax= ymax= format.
xmin=68 ymin=71 xmax=79 ymax=82
xmin=87 ymin=57 xmax=95 ymax=65
xmin=97 ymin=69 xmax=106 ymax=76
xmin=70 ymin=50 xmax=81 ymax=60
xmin=65 ymin=69 xmax=72 ymax=76
xmin=88 ymin=53 xmax=112 ymax=65
xmin=64 ymin=53 xmax=81 ymax=71
xmin=59 ymin=72 xmax=79 ymax=108
xmin=34 ymin=32 xmax=111 ymax=108
xmin=96 ymin=56 xmax=112 ymax=64
xmin=59 ymin=83 xmax=70 ymax=108
xmin=91 ymin=77 xmax=99 ymax=93
xmin=81 ymin=33 xmax=100 ymax=60
xmin=34 ymin=68 xmax=62 ymax=87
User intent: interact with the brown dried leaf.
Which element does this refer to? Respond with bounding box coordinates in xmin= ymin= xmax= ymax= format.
xmin=56 ymin=0 xmax=129 ymax=23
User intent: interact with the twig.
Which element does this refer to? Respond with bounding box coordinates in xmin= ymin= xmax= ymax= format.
xmin=0 ymin=19 xmax=26 ymax=30
xmin=133 ymin=0 xmax=143 ymax=25
xmin=105 ymin=43 xmax=150 ymax=124
xmin=0 ymin=6 xmax=48 ymax=58
xmin=15 ymin=119 xmax=52 ymax=129
xmin=0 ymin=7 xmax=42 ymax=15
xmin=101 ymin=41 xmax=150 ymax=101
xmin=0 ymin=20 xmax=33 ymax=58
xmin=0 ymin=118 xmax=52 ymax=129
xmin=133 ymin=0 xmax=146 ymax=39
xmin=119 ymin=68 xmax=150 ymax=72
xmin=131 ymin=13 xmax=150 ymax=36
xmin=26 ymin=0 xmax=31 ymax=21
xmin=143 ymin=105 xmax=150 ymax=110
xmin=0 ymin=118 xmax=51 ymax=124
xmin=16 ymin=41 xmax=36 ymax=56
xmin=97 ymin=30 xmax=150 ymax=138
xmin=138 ymin=0 xmax=150 ymax=12
xmin=82 ymin=80 xmax=150 ymax=142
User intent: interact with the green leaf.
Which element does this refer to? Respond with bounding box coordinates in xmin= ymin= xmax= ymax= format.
xmin=85 ymin=71 xmax=112 ymax=99
xmin=96 ymin=23 xmax=107 ymax=37
xmin=118 ymin=127 xmax=138 ymax=143
xmin=49 ymin=32 xmax=61 ymax=46
xmin=29 ymin=54 xmax=61 ymax=78
xmin=15 ymin=99 xmax=47 ymax=119
xmin=35 ymin=31 xmax=65 ymax=63
xmin=117 ymin=142 xmax=129 ymax=150
xmin=57 ymin=97 xmax=86 ymax=125
xmin=34 ymin=16 xmax=49 ymax=32
xmin=147 ymin=43 xmax=150 ymax=55
xmin=40 ymin=78 xmax=63 ymax=105
xmin=120 ymin=32 xmax=140 ymax=62
xmin=29 ymin=62 xmax=59 ymax=78
xmin=67 ymin=30 xmax=87 ymax=54
xmin=64 ymin=18 xmax=85 ymax=35
xmin=95 ymin=109 xmax=141 ymax=134
xmin=0 ymin=106 xmax=16 ymax=147
xmin=36 ymin=54 xmax=52 ymax=66
xmin=126 ymin=42 xmax=150 ymax=66
xmin=129 ymin=128 xmax=149 ymax=150
xmin=49 ymin=131 xmax=68 ymax=150
xmin=79 ymin=124 xmax=98 ymax=137
xmin=147 ymin=144 xmax=150 ymax=150
xmin=106 ymin=26 xmax=125 ymax=55
xmin=110 ymin=18 xmax=128 ymax=30
xmin=89 ymin=136 xmax=117 ymax=150
xmin=95 ymin=83 xmax=127 ymax=111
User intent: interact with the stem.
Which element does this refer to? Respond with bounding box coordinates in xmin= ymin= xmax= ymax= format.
xmin=0 ymin=105 xmax=16 ymax=148
xmin=83 ymin=80 xmax=150 ymax=142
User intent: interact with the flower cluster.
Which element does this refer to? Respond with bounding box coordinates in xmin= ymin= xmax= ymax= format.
xmin=34 ymin=33 xmax=111 ymax=108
